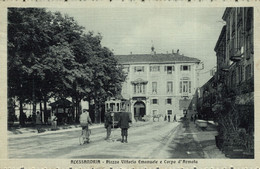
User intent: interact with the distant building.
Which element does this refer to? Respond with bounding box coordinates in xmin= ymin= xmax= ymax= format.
xmin=196 ymin=76 xmax=217 ymax=120
xmin=115 ymin=52 xmax=201 ymax=121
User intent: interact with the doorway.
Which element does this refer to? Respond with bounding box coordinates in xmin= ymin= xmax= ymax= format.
xmin=134 ymin=101 xmax=146 ymax=121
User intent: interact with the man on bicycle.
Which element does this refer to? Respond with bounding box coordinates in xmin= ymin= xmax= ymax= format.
xmin=80 ymin=109 xmax=92 ymax=144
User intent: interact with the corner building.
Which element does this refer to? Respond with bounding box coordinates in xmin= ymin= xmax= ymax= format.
xmin=115 ymin=53 xmax=201 ymax=121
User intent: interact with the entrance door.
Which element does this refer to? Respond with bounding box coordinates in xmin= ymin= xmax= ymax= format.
xmin=134 ymin=101 xmax=146 ymax=121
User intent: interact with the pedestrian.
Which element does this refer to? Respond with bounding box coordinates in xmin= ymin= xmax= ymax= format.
xmin=168 ymin=114 xmax=171 ymax=122
xmin=21 ymin=112 xmax=27 ymax=126
xmin=190 ymin=114 xmax=194 ymax=122
xmin=32 ymin=112 xmax=36 ymax=125
xmin=36 ymin=111 xmax=42 ymax=133
xmin=173 ymin=114 xmax=177 ymax=122
xmin=194 ymin=114 xmax=197 ymax=124
xmin=51 ymin=113 xmax=58 ymax=131
xmin=118 ymin=108 xmax=132 ymax=143
xmin=80 ymin=109 xmax=92 ymax=144
xmin=104 ymin=108 xmax=113 ymax=140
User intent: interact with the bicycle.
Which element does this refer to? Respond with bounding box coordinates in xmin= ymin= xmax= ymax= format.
xmin=79 ymin=126 xmax=91 ymax=145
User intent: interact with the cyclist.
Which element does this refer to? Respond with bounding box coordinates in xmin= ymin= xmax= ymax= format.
xmin=80 ymin=109 xmax=92 ymax=144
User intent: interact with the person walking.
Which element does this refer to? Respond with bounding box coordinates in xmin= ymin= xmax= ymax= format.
xmin=36 ymin=111 xmax=42 ymax=133
xmin=104 ymin=108 xmax=113 ymax=140
xmin=118 ymin=108 xmax=132 ymax=143
xmin=194 ymin=113 xmax=197 ymax=124
xmin=80 ymin=109 xmax=92 ymax=144
xmin=51 ymin=113 xmax=57 ymax=131
xmin=32 ymin=112 xmax=36 ymax=126
xmin=190 ymin=114 xmax=194 ymax=122
xmin=173 ymin=114 xmax=177 ymax=122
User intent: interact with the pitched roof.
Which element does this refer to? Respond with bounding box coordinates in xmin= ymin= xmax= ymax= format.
xmin=214 ymin=25 xmax=226 ymax=52
xmin=49 ymin=98 xmax=72 ymax=107
xmin=115 ymin=53 xmax=200 ymax=64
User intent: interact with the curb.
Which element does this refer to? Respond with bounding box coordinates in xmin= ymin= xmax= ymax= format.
xmin=8 ymin=124 xmax=104 ymax=138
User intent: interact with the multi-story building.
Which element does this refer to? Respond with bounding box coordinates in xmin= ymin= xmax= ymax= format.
xmin=214 ymin=7 xmax=254 ymax=103
xmin=219 ymin=7 xmax=254 ymax=89
xmin=213 ymin=7 xmax=254 ymax=157
xmin=115 ymin=51 xmax=201 ymax=121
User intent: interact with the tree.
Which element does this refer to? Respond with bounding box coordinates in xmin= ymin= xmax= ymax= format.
xmin=8 ymin=8 xmax=126 ymax=125
xmin=86 ymin=40 xmax=126 ymax=123
xmin=8 ymin=8 xmax=55 ymax=125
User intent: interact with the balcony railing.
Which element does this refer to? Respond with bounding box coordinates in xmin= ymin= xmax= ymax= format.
xmin=230 ymin=48 xmax=243 ymax=62
xmin=221 ymin=66 xmax=230 ymax=72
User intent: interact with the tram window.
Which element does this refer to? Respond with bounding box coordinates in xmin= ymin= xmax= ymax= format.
xmin=106 ymin=103 xmax=108 ymax=111
xmin=110 ymin=103 xmax=115 ymax=112
xmin=117 ymin=103 xmax=120 ymax=111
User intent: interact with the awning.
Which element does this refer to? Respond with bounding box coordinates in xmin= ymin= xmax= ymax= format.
xmin=131 ymin=78 xmax=148 ymax=85
xmin=179 ymin=99 xmax=191 ymax=110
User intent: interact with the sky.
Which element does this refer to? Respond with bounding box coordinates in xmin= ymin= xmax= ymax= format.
xmin=49 ymin=7 xmax=226 ymax=86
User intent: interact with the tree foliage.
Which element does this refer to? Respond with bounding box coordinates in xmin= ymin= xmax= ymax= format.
xmin=8 ymin=8 xmax=126 ymax=124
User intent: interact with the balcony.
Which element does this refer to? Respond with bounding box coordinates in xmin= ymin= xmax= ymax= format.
xmin=221 ymin=67 xmax=229 ymax=72
xmin=181 ymin=92 xmax=189 ymax=99
xmin=230 ymin=48 xmax=244 ymax=62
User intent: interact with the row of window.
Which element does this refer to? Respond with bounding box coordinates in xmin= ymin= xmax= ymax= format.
xmin=230 ymin=63 xmax=252 ymax=87
xmin=133 ymin=81 xmax=192 ymax=94
xmin=152 ymin=109 xmax=173 ymax=116
xmin=151 ymin=98 xmax=173 ymax=105
xmin=132 ymin=65 xmax=191 ymax=73
xmin=226 ymin=8 xmax=253 ymax=63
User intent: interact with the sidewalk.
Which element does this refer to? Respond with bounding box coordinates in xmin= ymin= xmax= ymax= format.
xmin=8 ymin=121 xmax=153 ymax=138
xmin=190 ymin=119 xmax=227 ymax=158
xmin=8 ymin=123 xmax=103 ymax=138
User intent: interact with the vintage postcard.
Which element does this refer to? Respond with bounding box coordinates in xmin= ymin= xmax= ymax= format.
xmin=0 ymin=1 xmax=259 ymax=168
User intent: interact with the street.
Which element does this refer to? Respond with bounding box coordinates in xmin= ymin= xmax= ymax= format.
xmin=8 ymin=120 xmax=224 ymax=159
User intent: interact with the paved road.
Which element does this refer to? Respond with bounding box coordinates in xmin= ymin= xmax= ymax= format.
xmin=8 ymin=120 xmax=224 ymax=159
xmin=8 ymin=121 xmax=180 ymax=158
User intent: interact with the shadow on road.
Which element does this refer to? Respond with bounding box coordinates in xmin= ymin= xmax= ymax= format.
xmin=167 ymin=119 xmax=205 ymax=158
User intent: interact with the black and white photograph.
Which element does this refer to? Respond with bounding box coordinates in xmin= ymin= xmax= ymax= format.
xmin=2 ymin=4 xmax=256 ymax=163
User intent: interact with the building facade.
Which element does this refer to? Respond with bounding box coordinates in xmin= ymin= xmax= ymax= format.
xmin=218 ymin=7 xmax=254 ymax=89
xmin=115 ymin=52 xmax=201 ymax=121
xmin=212 ymin=7 xmax=254 ymax=157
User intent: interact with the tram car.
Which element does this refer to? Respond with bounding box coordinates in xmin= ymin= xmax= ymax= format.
xmin=105 ymin=98 xmax=131 ymax=127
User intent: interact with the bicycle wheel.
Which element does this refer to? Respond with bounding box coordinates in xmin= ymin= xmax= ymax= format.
xmin=79 ymin=135 xmax=85 ymax=145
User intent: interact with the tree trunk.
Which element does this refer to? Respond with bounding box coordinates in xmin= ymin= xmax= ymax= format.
xmin=75 ymin=99 xmax=79 ymax=123
xmin=98 ymin=102 xmax=102 ymax=124
xmin=19 ymin=99 xmax=24 ymax=126
xmin=32 ymin=78 xmax=36 ymax=114
xmin=77 ymin=98 xmax=82 ymax=123
xmin=94 ymin=98 xmax=98 ymax=123
xmin=71 ymin=97 xmax=75 ymax=123
xmin=40 ymin=101 xmax=43 ymax=123
xmin=43 ymin=97 xmax=48 ymax=124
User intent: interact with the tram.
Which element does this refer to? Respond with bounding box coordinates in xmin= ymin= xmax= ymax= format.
xmin=105 ymin=98 xmax=131 ymax=127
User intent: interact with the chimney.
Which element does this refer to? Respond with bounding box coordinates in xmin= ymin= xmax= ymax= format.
xmin=151 ymin=45 xmax=156 ymax=55
xmin=151 ymin=46 xmax=154 ymax=52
